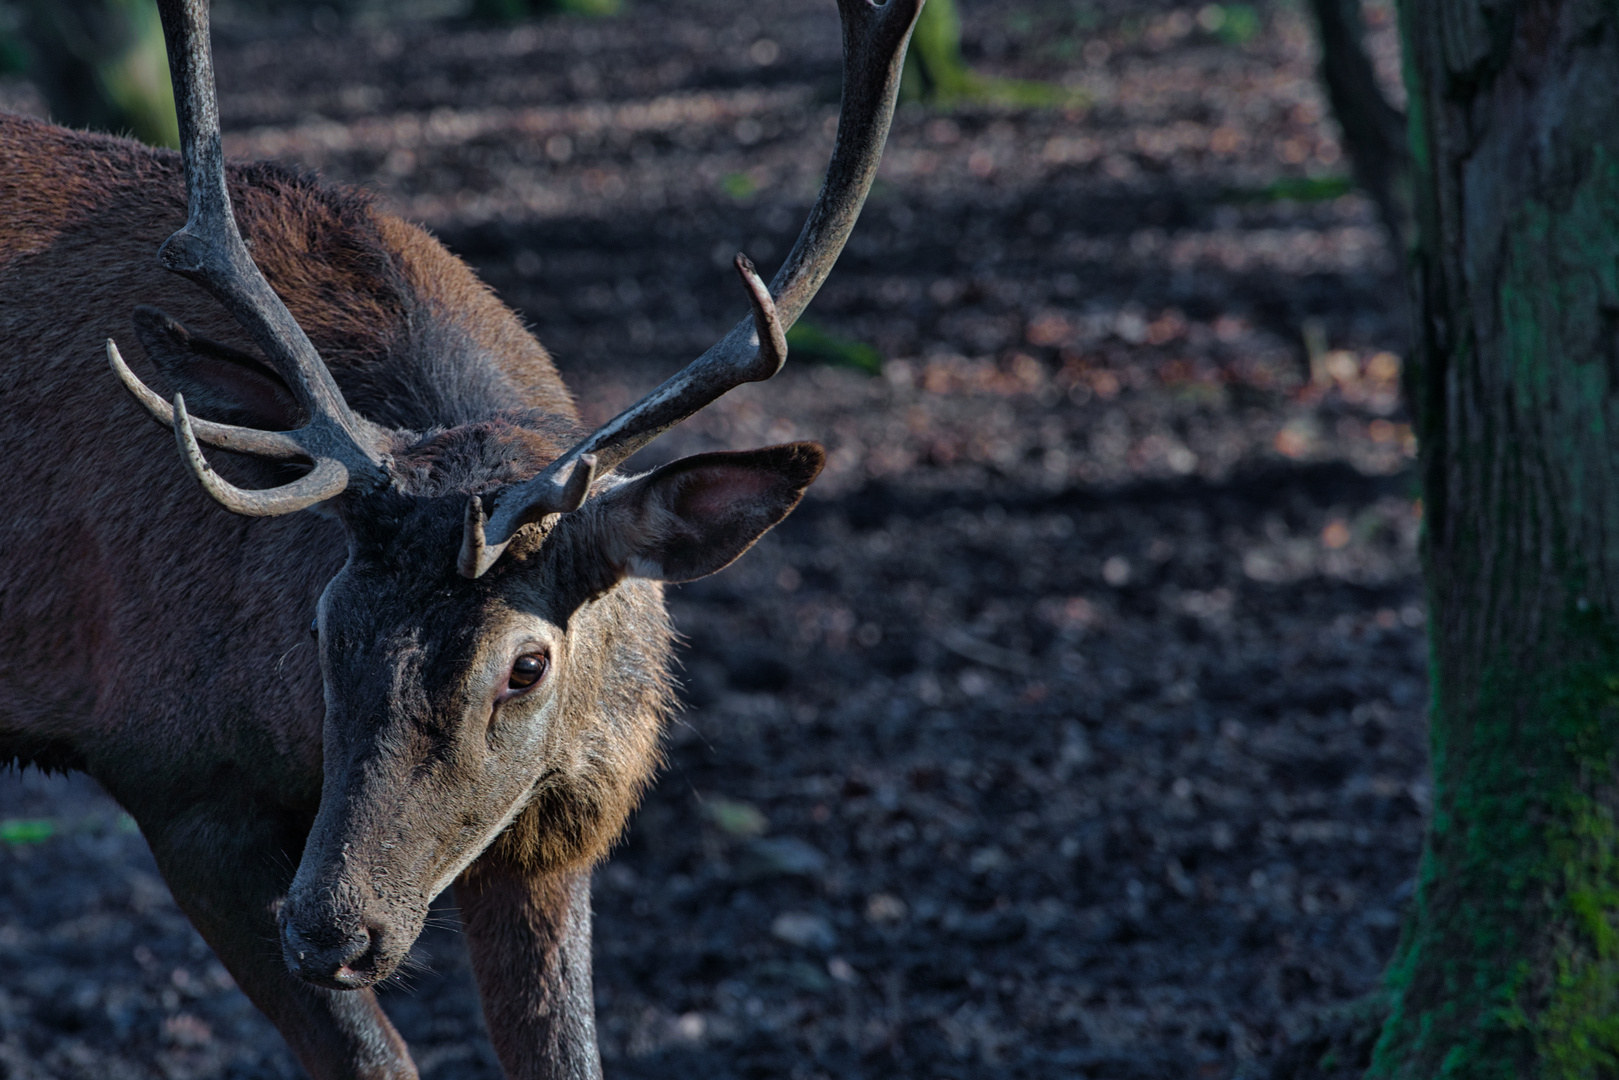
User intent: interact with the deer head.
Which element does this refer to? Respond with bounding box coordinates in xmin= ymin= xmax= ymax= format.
xmin=108 ymin=0 xmax=922 ymax=989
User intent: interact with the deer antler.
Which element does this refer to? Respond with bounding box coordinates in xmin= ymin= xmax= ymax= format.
xmin=109 ymin=0 xmax=387 ymax=517
xmin=459 ymin=0 xmax=925 ymax=578
xmin=107 ymin=339 xmax=306 ymax=461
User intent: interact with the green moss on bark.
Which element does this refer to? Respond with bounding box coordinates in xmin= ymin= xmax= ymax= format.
xmin=1370 ymin=617 xmax=1619 ymax=1078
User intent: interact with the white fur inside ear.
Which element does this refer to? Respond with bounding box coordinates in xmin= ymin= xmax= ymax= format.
xmin=625 ymin=554 xmax=666 ymax=580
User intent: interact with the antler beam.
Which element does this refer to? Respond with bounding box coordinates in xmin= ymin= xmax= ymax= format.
xmin=459 ymin=0 xmax=925 ymax=578
xmin=108 ymin=0 xmax=388 ymax=515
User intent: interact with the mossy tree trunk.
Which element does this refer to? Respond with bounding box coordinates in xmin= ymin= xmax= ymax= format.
xmin=1371 ymin=0 xmax=1619 ymax=1075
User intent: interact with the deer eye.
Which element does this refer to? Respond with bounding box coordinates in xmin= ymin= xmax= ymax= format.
xmin=508 ymin=651 xmax=550 ymax=691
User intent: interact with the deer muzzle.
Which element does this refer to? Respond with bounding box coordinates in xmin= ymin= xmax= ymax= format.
xmin=278 ymin=881 xmax=419 ymax=990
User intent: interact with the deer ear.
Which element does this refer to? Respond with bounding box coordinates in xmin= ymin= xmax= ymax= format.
xmin=132 ymin=305 xmax=303 ymax=432
xmin=582 ymin=443 xmax=825 ymax=585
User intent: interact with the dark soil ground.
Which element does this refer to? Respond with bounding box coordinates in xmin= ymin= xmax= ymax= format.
xmin=0 ymin=0 xmax=1426 ymax=1076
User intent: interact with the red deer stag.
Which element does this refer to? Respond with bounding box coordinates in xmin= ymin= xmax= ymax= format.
xmin=0 ymin=0 xmax=922 ymax=1075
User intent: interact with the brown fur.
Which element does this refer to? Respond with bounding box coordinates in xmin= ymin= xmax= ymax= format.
xmin=0 ymin=112 xmax=820 ymax=1080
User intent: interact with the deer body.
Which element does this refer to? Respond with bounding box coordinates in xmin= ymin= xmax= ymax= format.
xmin=0 ymin=1 xmax=921 ymax=1076
xmin=2 ymin=112 xmax=658 ymax=1077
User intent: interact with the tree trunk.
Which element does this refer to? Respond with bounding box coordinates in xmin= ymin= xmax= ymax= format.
xmin=1303 ymin=0 xmax=1408 ymax=247
xmin=1372 ymin=1 xmax=1619 ymax=1075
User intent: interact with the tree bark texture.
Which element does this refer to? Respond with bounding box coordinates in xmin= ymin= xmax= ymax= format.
xmin=1373 ymin=0 xmax=1619 ymax=1076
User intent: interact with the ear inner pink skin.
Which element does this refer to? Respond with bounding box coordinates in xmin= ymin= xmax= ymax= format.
xmin=583 ymin=444 xmax=827 ymax=587
xmin=673 ymin=467 xmax=783 ymax=519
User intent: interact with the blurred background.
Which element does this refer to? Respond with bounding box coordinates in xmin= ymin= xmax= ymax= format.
xmin=0 ymin=1 xmax=1425 ymax=1077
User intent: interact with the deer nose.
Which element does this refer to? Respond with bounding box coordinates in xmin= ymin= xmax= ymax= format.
xmin=280 ymin=918 xmax=386 ymax=989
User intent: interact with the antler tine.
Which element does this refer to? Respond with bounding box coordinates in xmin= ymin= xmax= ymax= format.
xmin=457 ymin=0 xmax=924 ymax=579
xmin=150 ymin=0 xmax=384 ymax=495
xmin=108 ymin=340 xmax=305 ymax=460
xmin=173 ymin=396 xmax=349 ymax=516
xmin=460 ymin=453 xmax=598 ymax=579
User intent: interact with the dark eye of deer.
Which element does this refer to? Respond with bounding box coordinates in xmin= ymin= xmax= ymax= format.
xmin=508 ymin=652 xmax=550 ymax=691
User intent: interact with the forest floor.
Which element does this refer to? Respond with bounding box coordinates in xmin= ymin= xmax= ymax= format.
xmin=0 ymin=0 xmax=1424 ymax=1076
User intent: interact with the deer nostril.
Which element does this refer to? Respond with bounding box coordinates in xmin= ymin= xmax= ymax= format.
xmin=336 ymin=924 xmax=382 ymax=976
xmin=281 ymin=919 xmax=387 ymax=988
